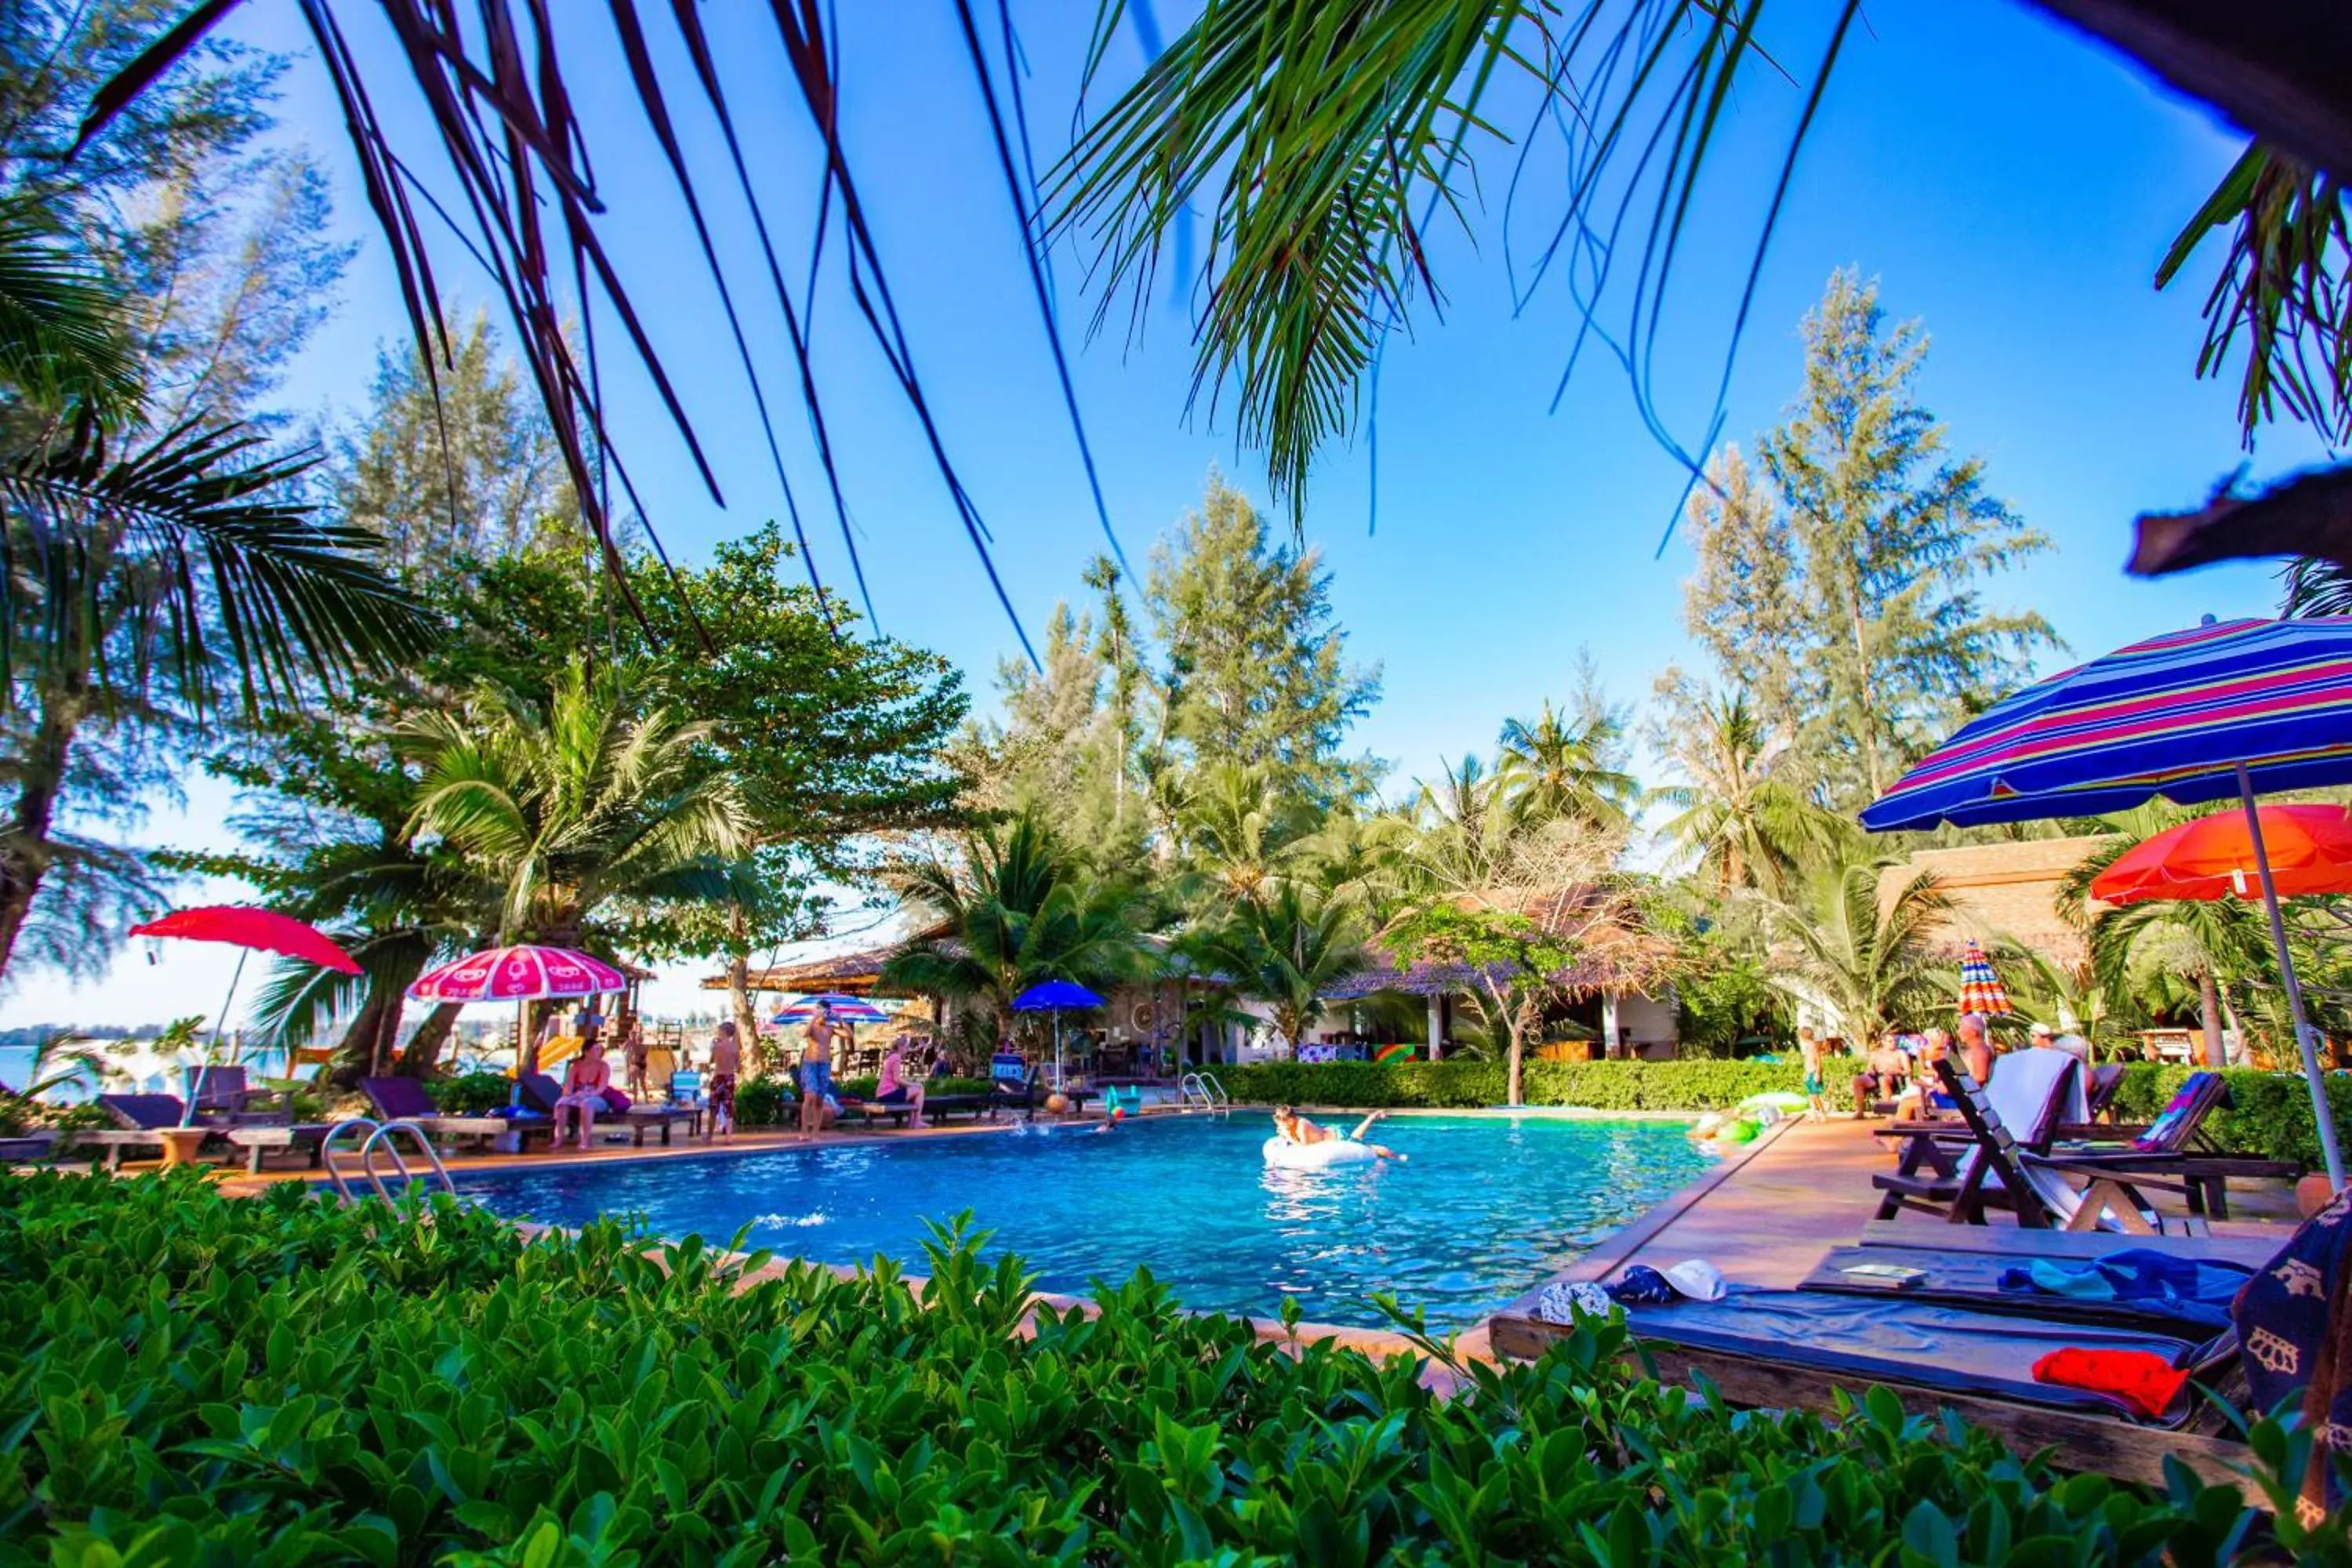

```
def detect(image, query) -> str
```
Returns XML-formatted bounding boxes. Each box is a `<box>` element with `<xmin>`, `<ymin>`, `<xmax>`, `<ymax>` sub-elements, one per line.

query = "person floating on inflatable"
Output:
<box><xmin>1266</xmin><ymin>1105</ymin><xmax>1406</xmax><ymax>1166</ymax></box>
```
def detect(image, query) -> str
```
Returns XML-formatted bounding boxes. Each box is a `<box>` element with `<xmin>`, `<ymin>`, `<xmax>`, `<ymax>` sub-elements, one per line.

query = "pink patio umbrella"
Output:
<box><xmin>407</xmin><ymin>944</ymin><xmax>630</xmax><ymax>1091</ymax></box>
<box><xmin>130</xmin><ymin>906</ymin><xmax>360</xmax><ymax>1124</ymax></box>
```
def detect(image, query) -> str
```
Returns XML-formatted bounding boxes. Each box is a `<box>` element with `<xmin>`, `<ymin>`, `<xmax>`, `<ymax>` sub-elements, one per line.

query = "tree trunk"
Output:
<box><xmin>727</xmin><ymin>953</ymin><xmax>765</xmax><ymax>1073</ymax></box>
<box><xmin>2198</xmin><ymin>964</ymin><xmax>2226</xmax><ymax>1069</ymax></box>
<box><xmin>0</xmin><ymin>688</ymin><xmax>83</xmax><ymax>984</ymax></box>
<box><xmin>402</xmin><ymin>1003</ymin><xmax>466</xmax><ymax>1079</ymax></box>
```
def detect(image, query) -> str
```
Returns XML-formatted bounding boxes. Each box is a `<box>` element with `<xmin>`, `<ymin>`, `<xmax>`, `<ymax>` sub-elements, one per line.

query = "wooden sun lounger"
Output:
<box><xmin>223</xmin><ymin>1123</ymin><xmax>335</xmax><ymax>1174</ymax></box>
<box><xmin>1856</xmin><ymin>1218</ymin><xmax>2286</xmax><ymax>1266</ymax></box>
<box><xmin>833</xmin><ymin>1098</ymin><xmax>913</xmax><ymax>1129</ymax></box>
<box><xmin>924</xmin><ymin>1094</ymin><xmax>993</xmax><ymax>1123</ymax></box>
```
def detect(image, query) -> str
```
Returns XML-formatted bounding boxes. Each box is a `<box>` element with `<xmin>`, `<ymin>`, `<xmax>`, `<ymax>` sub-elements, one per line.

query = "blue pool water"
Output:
<box><xmin>455</xmin><ymin>1113</ymin><xmax>1713</xmax><ymax>1330</ymax></box>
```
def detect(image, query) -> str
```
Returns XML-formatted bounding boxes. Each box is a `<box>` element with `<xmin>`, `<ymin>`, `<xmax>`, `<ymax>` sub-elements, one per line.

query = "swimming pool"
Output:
<box><xmin>455</xmin><ymin>1112</ymin><xmax>1713</xmax><ymax>1330</ymax></box>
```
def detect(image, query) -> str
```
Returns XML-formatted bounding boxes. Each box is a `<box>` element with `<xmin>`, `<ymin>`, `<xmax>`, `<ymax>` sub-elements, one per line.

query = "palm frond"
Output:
<box><xmin>0</xmin><ymin>203</ymin><xmax>140</xmax><ymax>419</ymax></box>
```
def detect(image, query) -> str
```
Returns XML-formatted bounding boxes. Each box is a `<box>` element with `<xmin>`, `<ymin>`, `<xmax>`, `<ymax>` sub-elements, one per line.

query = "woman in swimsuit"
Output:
<box><xmin>1271</xmin><ymin>1105</ymin><xmax>1405</xmax><ymax>1161</ymax></box>
<box><xmin>554</xmin><ymin>1038</ymin><xmax>613</xmax><ymax>1147</ymax></box>
<box><xmin>876</xmin><ymin>1034</ymin><xmax>927</xmax><ymax>1129</ymax></box>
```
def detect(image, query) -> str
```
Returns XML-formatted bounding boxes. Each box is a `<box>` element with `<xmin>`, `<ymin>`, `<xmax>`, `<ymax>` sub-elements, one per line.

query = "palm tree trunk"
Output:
<box><xmin>0</xmin><ymin>687</ymin><xmax>84</xmax><ymax>984</ymax></box>
<box><xmin>726</xmin><ymin>909</ymin><xmax>766</xmax><ymax>1070</ymax></box>
<box><xmin>401</xmin><ymin>1002</ymin><xmax>466</xmax><ymax>1078</ymax></box>
<box><xmin>2198</xmin><ymin>964</ymin><xmax>2226</xmax><ymax>1069</ymax></box>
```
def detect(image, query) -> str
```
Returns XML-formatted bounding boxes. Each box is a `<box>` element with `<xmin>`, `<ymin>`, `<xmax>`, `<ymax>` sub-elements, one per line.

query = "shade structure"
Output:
<box><xmin>407</xmin><ymin>945</ymin><xmax>628</xmax><ymax>1003</ymax></box>
<box><xmin>2092</xmin><ymin>804</ymin><xmax>2352</xmax><ymax>905</ymax></box>
<box><xmin>1862</xmin><ymin>616</ymin><xmax>2352</xmax><ymax>1189</ymax></box>
<box><xmin>132</xmin><ymin>906</ymin><xmax>362</xmax><ymax>1123</ymax></box>
<box><xmin>1956</xmin><ymin>941</ymin><xmax>2014</xmax><ymax>1018</ymax></box>
<box><xmin>771</xmin><ymin>993</ymin><xmax>893</xmax><ymax>1025</ymax></box>
<box><xmin>1010</xmin><ymin>981</ymin><xmax>1105</xmax><ymax>1095</ymax></box>
<box><xmin>131</xmin><ymin>906</ymin><xmax>361</xmax><ymax>975</ymax></box>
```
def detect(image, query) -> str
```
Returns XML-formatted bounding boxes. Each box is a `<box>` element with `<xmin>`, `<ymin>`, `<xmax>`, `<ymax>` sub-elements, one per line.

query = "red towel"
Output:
<box><xmin>2029</xmin><ymin>1347</ymin><xmax>2189</xmax><ymax>1420</ymax></box>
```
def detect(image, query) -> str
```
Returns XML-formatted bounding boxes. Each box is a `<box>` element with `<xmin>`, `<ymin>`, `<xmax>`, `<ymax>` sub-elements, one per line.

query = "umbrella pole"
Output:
<box><xmin>183</xmin><ymin>949</ymin><xmax>250</xmax><ymax>1129</ymax></box>
<box><xmin>2237</xmin><ymin>764</ymin><xmax>2347</xmax><ymax>1190</ymax></box>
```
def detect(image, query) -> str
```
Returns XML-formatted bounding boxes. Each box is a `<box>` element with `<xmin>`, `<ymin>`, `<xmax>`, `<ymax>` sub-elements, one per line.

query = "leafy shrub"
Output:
<box><xmin>426</xmin><ymin>1070</ymin><xmax>514</xmax><ymax>1116</ymax></box>
<box><xmin>733</xmin><ymin>1073</ymin><xmax>791</xmax><ymax>1127</ymax></box>
<box><xmin>1221</xmin><ymin>1058</ymin><xmax>1808</xmax><ymax>1110</ymax></box>
<box><xmin>2105</xmin><ymin>1062</ymin><xmax>2352</xmax><ymax>1173</ymax></box>
<box><xmin>1</xmin><ymin>1170</ymin><xmax>2321</xmax><ymax>1564</ymax></box>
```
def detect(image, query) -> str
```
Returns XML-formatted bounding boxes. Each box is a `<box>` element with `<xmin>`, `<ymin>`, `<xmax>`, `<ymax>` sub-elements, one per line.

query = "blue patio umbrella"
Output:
<box><xmin>1861</xmin><ymin>615</ymin><xmax>2352</xmax><ymax>1187</ymax></box>
<box><xmin>1011</xmin><ymin>980</ymin><xmax>1106</xmax><ymax>1090</ymax></box>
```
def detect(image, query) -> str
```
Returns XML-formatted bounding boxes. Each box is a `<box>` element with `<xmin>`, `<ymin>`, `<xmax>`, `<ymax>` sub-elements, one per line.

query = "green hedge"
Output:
<box><xmin>426</xmin><ymin>1070</ymin><xmax>515</xmax><ymax>1116</ymax></box>
<box><xmin>2</xmin><ymin>1171</ymin><xmax>2315</xmax><ymax>1563</ymax></box>
<box><xmin>2106</xmin><ymin>1062</ymin><xmax>2352</xmax><ymax>1174</ymax></box>
<box><xmin>1219</xmin><ymin>1058</ymin><xmax>1807</xmax><ymax>1111</ymax></box>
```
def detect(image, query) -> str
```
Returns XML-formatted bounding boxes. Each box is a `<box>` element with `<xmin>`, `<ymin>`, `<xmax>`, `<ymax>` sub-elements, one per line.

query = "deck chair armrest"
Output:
<box><xmin>2028</xmin><ymin>1152</ymin><xmax>2201</xmax><ymax>1200</ymax></box>
<box><xmin>1871</xmin><ymin>1120</ymin><xmax>1969</xmax><ymax>1145</ymax></box>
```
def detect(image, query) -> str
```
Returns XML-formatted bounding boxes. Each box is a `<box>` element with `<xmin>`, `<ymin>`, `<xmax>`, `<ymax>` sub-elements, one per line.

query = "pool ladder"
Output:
<box><xmin>320</xmin><ymin>1118</ymin><xmax>456</xmax><ymax>1202</ymax></box>
<box><xmin>1178</xmin><ymin>1071</ymin><xmax>1230</xmax><ymax>1113</ymax></box>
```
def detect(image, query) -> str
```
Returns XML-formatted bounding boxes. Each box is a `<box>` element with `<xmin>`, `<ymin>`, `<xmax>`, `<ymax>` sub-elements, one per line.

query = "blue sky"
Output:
<box><xmin>2</xmin><ymin>2</ymin><xmax>2322</xmax><ymax>1029</ymax></box>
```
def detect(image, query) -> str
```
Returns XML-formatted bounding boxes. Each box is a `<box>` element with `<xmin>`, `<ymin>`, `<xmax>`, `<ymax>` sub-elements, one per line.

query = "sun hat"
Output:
<box><xmin>2029</xmin><ymin>1021</ymin><xmax>2055</xmax><ymax>1037</ymax></box>
<box><xmin>1661</xmin><ymin>1259</ymin><xmax>1727</xmax><ymax>1302</ymax></box>
<box><xmin>1535</xmin><ymin>1280</ymin><xmax>1615</xmax><ymax>1324</ymax></box>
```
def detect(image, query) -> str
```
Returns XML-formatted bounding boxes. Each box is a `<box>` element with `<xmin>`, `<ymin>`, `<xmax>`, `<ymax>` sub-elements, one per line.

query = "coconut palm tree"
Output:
<box><xmin>1767</xmin><ymin>857</ymin><xmax>1954</xmax><ymax>1044</ymax></box>
<box><xmin>1496</xmin><ymin>699</ymin><xmax>1639</xmax><ymax>833</ymax></box>
<box><xmin>401</xmin><ymin>661</ymin><xmax>757</xmax><ymax>946</ymax></box>
<box><xmin>881</xmin><ymin>811</ymin><xmax>1155</xmax><ymax>1043</ymax></box>
<box><xmin>1186</xmin><ymin>882</ymin><xmax>1369</xmax><ymax>1054</ymax></box>
<box><xmin>1173</xmin><ymin>759</ymin><xmax>1319</xmax><ymax>906</ymax></box>
<box><xmin>1652</xmin><ymin>689</ymin><xmax>1835</xmax><ymax>897</ymax></box>
<box><xmin>1407</xmin><ymin>753</ymin><xmax>1515</xmax><ymax>895</ymax></box>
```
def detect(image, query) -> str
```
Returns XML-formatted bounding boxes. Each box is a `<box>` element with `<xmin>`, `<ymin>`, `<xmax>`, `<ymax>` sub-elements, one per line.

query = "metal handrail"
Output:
<box><xmin>361</xmin><ymin>1120</ymin><xmax>456</xmax><ymax>1200</ymax></box>
<box><xmin>318</xmin><ymin>1117</ymin><xmax>379</xmax><ymax>1201</ymax></box>
<box><xmin>1177</xmin><ymin>1071</ymin><xmax>1231</xmax><ymax>1111</ymax></box>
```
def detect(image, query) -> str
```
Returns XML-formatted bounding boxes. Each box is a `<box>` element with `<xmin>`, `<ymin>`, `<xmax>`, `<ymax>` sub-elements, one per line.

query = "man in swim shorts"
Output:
<box><xmin>1272</xmin><ymin>1105</ymin><xmax>1406</xmax><ymax>1161</ymax></box>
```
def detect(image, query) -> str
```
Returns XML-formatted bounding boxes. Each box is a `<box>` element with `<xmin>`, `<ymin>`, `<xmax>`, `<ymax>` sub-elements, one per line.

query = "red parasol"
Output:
<box><xmin>129</xmin><ymin>906</ymin><xmax>361</xmax><ymax>1125</ymax></box>
<box><xmin>2091</xmin><ymin>804</ymin><xmax>2352</xmax><ymax>905</ymax></box>
<box><xmin>132</xmin><ymin>906</ymin><xmax>361</xmax><ymax>974</ymax></box>
<box><xmin>406</xmin><ymin>944</ymin><xmax>628</xmax><ymax>1003</ymax></box>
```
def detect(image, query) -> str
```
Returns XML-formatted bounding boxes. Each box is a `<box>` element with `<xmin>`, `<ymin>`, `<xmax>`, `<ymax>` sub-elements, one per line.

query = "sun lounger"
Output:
<box><xmin>1491</xmin><ymin>1286</ymin><xmax>2250</xmax><ymax>1488</ymax></box>
<box><xmin>2044</xmin><ymin>1073</ymin><xmax>2298</xmax><ymax>1218</ymax></box>
<box><xmin>1801</xmin><ymin>1243</ymin><xmax>2257</xmax><ymax>1332</ymax></box>
<box><xmin>1872</xmin><ymin>1049</ymin><xmax>2084</xmax><ymax>1221</ymax></box>
<box><xmin>1855</xmin><ymin>1218</ymin><xmax>2285</xmax><ymax>1267</ymax></box>
<box><xmin>1878</xmin><ymin>1059</ymin><xmax>2223</xmax><ymax>1233</ymax></box>
<box><xmin>833</xmin><ymin>1097</ymin><xmax>913</xmax><ymax>1129</ymax></box>
<box><xmin>184</xmin><ymin>1065</ymin><xmax>291</xmax><ymax>1123</ymax></box>
<box><xmin>924</xmin><ymin>1093</ymin><xmax>993</xmax><ymax>1123</ymax></box>
<box><xmin>73</xmin><ymin>1094</ymin><xmax>216</xmax><ymax>1169</ymax></box>
<box><xmin>517</xmin><ymin>1072</ymin><xmax>698</xmax><ymax>1146</ymax></box>
<box><xmin>363</xmin><ymin>1077</ymin><xmax>543</xmax><ymax>1152</ymax></box>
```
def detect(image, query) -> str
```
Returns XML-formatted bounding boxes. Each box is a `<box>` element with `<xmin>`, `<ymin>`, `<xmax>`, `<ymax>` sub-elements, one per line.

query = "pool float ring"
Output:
<box><xmin>1262</xmin><ymin>1135</ymin><xmax>1379</xmax><ymax>1170</ymax></box>
<box><xmin>1691</xmin><ymin>1112</ymin><xmax>1725</xmax><ymax>1139</ymax></box>
<box><xmin>1373</xmin><ymin>1042</ymin><xmax>1415</xmax><ymax>1066</ymax></box>
<box><xmin>1717</xmin><ymin>1117</ymin><xmax>1759</xmax><ymax>1144</ymax></box>
<box><xmin>1738</xmin><ymin>1091</ymin><xmax>1809</xmax><ymax>1114</ymax></box>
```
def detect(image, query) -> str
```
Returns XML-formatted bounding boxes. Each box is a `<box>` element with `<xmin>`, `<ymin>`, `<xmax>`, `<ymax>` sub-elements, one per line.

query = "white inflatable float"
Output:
<box><xmin>1262</xmin><ymin>1135</ymin><xmax>1380</xmax><ymax>1170</ymax></box>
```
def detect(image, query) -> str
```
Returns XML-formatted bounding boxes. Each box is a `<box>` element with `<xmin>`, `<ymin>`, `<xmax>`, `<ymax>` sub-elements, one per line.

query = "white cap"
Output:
<box><xmin>1662</xmin><ymin>1259</ymin><xmax>1727</xmax><ymax>1301</ymax></box>
<box><xmin>2029</xmin><ymin>1021</ymin><xmax>2054</xmax><ymax>1037</ymax></box>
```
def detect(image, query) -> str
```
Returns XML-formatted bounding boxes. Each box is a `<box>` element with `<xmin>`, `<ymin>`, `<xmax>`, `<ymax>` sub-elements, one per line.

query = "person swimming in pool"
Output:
<box><xmin>1272</xmin><ymin>1105</ymin><xmax>1406</xmax><ymax>1161</ymax></box>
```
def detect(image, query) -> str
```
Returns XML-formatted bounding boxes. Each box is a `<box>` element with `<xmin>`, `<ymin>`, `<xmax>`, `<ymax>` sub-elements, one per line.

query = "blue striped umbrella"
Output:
<box><xmin>1863</xmin><ymin>615</ymin><xmax>2352</xmax><ymax>1187</ymax></box>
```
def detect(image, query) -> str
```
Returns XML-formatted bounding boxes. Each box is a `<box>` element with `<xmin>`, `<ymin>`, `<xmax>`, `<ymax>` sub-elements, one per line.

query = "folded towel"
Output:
<box><xmin>1997</xmin><ymin>1250</ymin><xmax>2252</xmax><ymax>1328</ymax></box>
<box><xmin>2030</xmin><ymin>1347</ymin><xmax>2189</xmax><ymax>1420</ymax></box>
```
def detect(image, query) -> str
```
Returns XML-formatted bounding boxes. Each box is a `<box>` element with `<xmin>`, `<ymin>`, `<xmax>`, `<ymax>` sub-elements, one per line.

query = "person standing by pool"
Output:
<box><xmin>553</xmin><ymin>1037</ymin><xmax>613</xmax><ymax>1147</ymax></box>
<box><xmin>800</xmin><ymin>1001</ymin><xmax>841</xmax><ymax>1142</ymax></box>
<box><xmin>1797</xmin><ymin>1027</ymin><xmax>1829</xmax><ymax>1121</ymax></box>
<box><xmin>622</xmin><ymin>1018</ymin><xmax>649</xmax><ymax>1101</ymax></box>
<box><xmin>877</xmin><ymin>1033</ymin><xmax>927</xmax><ymax>1129</ymax></box>
<box><xmin>706</xmin><ymin>1019</ymin><xmax>741</xmax><ymax>1142</ymax></box>
<box><xmin>1272</xmin><ymin>1105</ymin><xmax>1406</xmax><ymax>1161</ymax></box>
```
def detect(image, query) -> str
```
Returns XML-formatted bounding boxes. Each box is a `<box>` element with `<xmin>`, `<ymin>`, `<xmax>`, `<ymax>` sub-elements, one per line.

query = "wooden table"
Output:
<box><xmin>155</xmin><ymin>1127</ymin><xmax>212</xmax><ymax>1167</ymax></box>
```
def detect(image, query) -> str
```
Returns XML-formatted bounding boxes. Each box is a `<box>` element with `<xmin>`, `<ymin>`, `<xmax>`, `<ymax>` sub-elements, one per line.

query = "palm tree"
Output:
<box><xmin>1496</xmin><ymin>700</ymin><xmax>1639</xmax><ymax>833</ymax></box>
<box><xmin>1174</xmin><ymin>759</ymin><xmax>1318</xmax><ymax>906</ymax></box>
<box><xmin>881</xmin><ymin>811</ymin><xmax>1154</xmax><ymax>1044</ymax></box>
<box><xmin>401</xmin><ymin>661</ymin><xmax>757</xmax><ymax>946</ymax></box>
<box><xmin>0</xmin><ymin>211</ymin><xmax>428</xmax><ymax>980</ymax></box>
<box><xmin>1188</xmin><ymin>882</ymin><xmax>1369</xmax><ymax>1054</ymax></box>
<box><xmin>1653</xmin><ymin>690</ymin><xmax>1833</xmax><ymax>897</ymax></box>
<box><xmin>1408</xmin><ymin>753</ymin><xmax>1514</xmax><ymax>895</ymax></box>
<box><xmin>1767</xmin><ymin>857</ymin><xmax>1955</xmax><ymax>1043</ymax></box>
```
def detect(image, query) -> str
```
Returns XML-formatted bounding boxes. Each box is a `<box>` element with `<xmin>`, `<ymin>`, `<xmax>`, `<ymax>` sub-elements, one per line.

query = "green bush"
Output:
<box><xmin>426</xmin><ymin>1071</ymin><xmax>514</xmax><ymax>1116</ymax></box>
<box><xmin>2104</xmin><ymin>1062</ymin><xmax>2352</xmax><ymax>1173</ymax></box>
<box><xmin>0</xmin><ymin>1170</ymin><xmax>2321</xmax><ymax>1563</ymax></box>
<box><xmin>734</xmin><ymin>1073</ymin><xmax>791</xmax><ymax>1127</ymax></box>
<box><xmin>1221</xmin><ymin>1058</ymin><xmax>1808</xmax><ymax>1110</ymax></box>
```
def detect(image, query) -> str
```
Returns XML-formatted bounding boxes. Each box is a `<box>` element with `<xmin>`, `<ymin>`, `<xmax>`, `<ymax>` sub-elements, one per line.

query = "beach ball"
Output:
<box><xmin>1110</xmin><ymin>1105</ymin><xmax>1125</xmax><ymax>1123</ymax></box>
<box><xmin>1045</xmin><ymin>1092</ymin><xmax>1069</xmax><ymax>1115</ymax></box>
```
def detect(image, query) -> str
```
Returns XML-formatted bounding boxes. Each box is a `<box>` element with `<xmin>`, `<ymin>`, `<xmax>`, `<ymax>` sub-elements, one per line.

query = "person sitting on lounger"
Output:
<box><xmin>554</xmin><ymin>1038</ymin><xmax>613</xmax><ymax>1147</ymax></box>
<box><xmin>1272</xmin><ymin>1105</ymin><xmax>1405</xmax><ymax>1161</ymax></box>
<box><xmin>877</xmin><ymin>1035</ymin><xmax>927</xmax><ymax>1129</ymax></box>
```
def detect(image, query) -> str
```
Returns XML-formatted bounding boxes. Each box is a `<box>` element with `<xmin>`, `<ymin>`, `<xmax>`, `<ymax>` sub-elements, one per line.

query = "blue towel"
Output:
<box><xmin>1997</xmin><ymin>1249</ymin><xmax>2251</xmax><ymax>1329</ymax></box>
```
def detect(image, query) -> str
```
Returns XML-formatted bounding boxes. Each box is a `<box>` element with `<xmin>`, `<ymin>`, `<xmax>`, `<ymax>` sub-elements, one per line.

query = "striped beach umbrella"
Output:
<box><xmin>1861</xmin><ymin>615</ymin><xmax>2352</xmax><ymax>1188</ymax></box>
<box><xmin>771</xmin><ymin>993</ymin><xmax>894</xmax><ymax>1025</ymax></box>
<box><xmin>1956</xmin><ymin>941</ymin><xmax>2014</xmax><ymax>1018</ymax></box>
